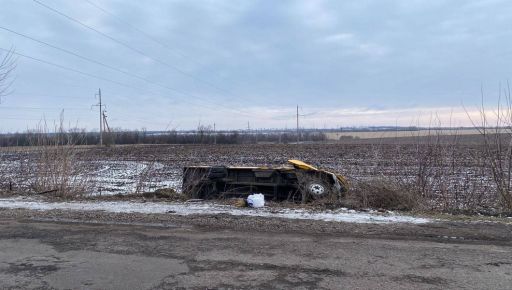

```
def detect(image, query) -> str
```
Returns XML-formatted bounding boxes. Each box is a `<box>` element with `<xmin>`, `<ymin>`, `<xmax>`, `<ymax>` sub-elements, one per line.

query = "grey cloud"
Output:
<box><xmin>0</xmin><ymin>0</ymin><xmax>511</xmax><ymax>131</ymax></box>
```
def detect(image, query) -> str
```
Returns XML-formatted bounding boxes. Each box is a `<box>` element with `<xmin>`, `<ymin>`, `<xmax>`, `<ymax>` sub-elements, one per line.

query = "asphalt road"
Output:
<box><xmin>0</xmin><ymin>215</ymin><xmax>511</xmax><ymax>289</ymax></box>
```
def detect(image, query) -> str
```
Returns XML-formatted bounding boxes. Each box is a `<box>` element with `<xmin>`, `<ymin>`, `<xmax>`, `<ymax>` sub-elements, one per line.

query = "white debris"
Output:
<box><xmin>247</xmin><ymin>193</ymin><xmax>265</xmax><ymax>208</ymax></box>
<box><xmin>0</xmin><ymin>197</ymin><xmax>431</xmax><ymax>224</ymax></box>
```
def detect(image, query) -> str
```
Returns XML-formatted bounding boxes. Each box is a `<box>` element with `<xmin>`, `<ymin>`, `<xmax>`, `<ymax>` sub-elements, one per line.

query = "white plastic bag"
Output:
<box><xmin>247</xmin><ymin>193</ymin><xmax>265</xmax><ymax>208</ymax></box>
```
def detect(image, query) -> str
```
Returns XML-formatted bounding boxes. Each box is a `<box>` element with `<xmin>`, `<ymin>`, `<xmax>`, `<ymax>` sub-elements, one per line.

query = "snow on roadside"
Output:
<box><xmin>0</xmin><ymin>197</ymin><xmax>430</xmax><ymax>224</ymax></box>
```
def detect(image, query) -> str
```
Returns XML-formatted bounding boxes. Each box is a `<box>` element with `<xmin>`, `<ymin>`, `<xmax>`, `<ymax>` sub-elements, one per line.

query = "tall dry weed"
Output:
<box><xmin>22</xmin><ymin>114</ymin><xmax>92</xmax><ymax>197</ymax></box>
<box><xmin>466</xmin><ymin>84</ymin><xmax>512</xmax><ymax>210</ymax></box>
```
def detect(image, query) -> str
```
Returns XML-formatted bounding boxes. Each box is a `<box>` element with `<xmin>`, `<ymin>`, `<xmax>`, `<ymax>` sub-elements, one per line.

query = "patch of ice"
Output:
<box><xmin>0</xmin><ymin>197</ymin><xmax>430</xmax><ymax>224</ymax></box>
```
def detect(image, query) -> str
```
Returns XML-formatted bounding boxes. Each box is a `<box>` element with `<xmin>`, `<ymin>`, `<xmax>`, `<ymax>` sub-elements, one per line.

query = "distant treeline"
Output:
<box><xmin>0</xmin><ymin>129</ymin><xmax>327</xmax><ymax>147</ymax></box>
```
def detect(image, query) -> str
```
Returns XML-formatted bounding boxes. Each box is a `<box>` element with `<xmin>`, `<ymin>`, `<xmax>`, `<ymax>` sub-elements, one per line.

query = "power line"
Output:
<box><xmin>83</xmin><ymin>0</ymin><xmax>201</xmax><ymax>66</ymax></box>
<box><xmin>0</xmin><ymin>47</ymin><xmax>140</xmax><ymax>91</ymax></box>
<box><xmin>0</xmin><ymin>106</ymin><xmax>92</xmax><ymax>111</ymax></box>
<box><xmin>0</xmin><ymin>26</ymin><xmax>252</xmax><ymax>116</ymax></box>
<box><xmin>82</xmin><ymin>1</ymin><xmax>254</xmax><ymax>109</ymax></box>
<box><xmin>10</xmin><ymin>93</ymin><xmax>92</xmax><ymax>100</ymax></box>
<box><xmin>0</xmin><ymin>47</ymin><xmax>256</xmax><ymax>118</ymax></box>
<box><xmin>296</xmin><ymin>105</ymin><xmax>299</xmax><ymax>143</ymax></box>
<box><xmin>34</xmin><ymin>0</ymin><xmax>260</xmax><ymax>110</ymax></box>
<box><xmin>32</xmin><ymin>0</ymin><xmax>239</xmax><ymax>99</ymax></box>
<box><xmin>0</xmin><ymin>25</ymin><xmax>262</xmax><ymax>118</ymax></box>
<box><xmin>0</xmin><ymin>26</ymin><xmax>163</xmax><ymax>86</ymax></box>
<box><xmin>0</xmin><ymin>117</ymin><xmax>56</xmax><ymax>121</ymax></box>
<box><xmin>93</xmin><ymin>88</ymin><xmax>103</xmax><ymax>145</ymax></box>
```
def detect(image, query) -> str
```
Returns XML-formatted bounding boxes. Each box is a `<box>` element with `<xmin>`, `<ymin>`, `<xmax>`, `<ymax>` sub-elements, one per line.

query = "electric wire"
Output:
<box><xmin>32</xmin><ymin>0</ymin><xmax>242</xmax><ymax>101</ymax></box>
<box><xmin>11</xmin><ymin>93</ymin><xmax>93</xmax><ymax>100</ymax></box>
<box><xmin>34</xmin><ymin>0</ymin><xmax>262</xmax><ymax>111</ymax></box>
<box><xmin>0</xmin><ymin>117</ymin><xmax>53</xmax><ymax>121</ymax></box>
<box><xmin>0</xmin><ymin>26</ymin><xmax>256</xmax><ymax>116</ymax></box>
<box><xmin>0</xmin><ymin>47</ymin><xmax>259</xmax><ymax>118</ymax></box>
<box><xmin>0</xmin><ymin>106</ymin><xmax>92</xmax><ymax>111</ymax></box>
<box><xmin>83</xmin><ymin>0</ymin><xmax>201</xmax><ymax>67</ymax></box>
<box><xmin>0</xmin><ymin>28</ymin><xmax>262</xmax><ymax>119</ymax></box>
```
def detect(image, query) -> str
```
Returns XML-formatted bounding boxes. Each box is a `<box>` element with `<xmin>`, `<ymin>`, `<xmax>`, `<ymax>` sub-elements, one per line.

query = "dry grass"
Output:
<box><xmin>3</xmin><ymin>116</ymin><xmax>93</xmax><ymax>198</ymax></box>
<box><xmin>344</xmin><ymin>179</ymin><xmax>421</xmax><ymax>211</ymax></box>
<box><xmin>134</xmin><ymin>160</ymin><xmax>157</xmax><ymax>194</ymax></box>
<box><xmin>182</xmin><ymin>167</ymin><xmax>211</xmax><ymax>199</ymax></box>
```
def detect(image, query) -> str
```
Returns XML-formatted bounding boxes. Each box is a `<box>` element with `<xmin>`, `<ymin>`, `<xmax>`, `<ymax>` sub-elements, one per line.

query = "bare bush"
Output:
<box><xmin>14</xmin><ymin>114</ymin><xmax>93</xmax><ymax>198</ymax></box>
<box><xmin>345</xmin><ymin>178</ymin><xmax>420</xmax><ymax>211</ymax></box>
<box><xmin>134</xmin><ymin>161</ymin><xmax>157</xmax><ymax>194</ymax></box>
<box><xmin>361</xmin><ymin>117</ymin><xmax>494</xmax><ymax>213</ymax></box>
<box><xmin>182</xmin><ymin>167</ymin><xmax>210</xmax><ymax>199</ymax></box>
<box><xmin>466</xmin><ymin>85</ymin><xmax>512</xmax><ymax>210</ymax></box>
<box><xmin>0</xmin><ymin>147</ymin><xmax>17</xmax><ymax>195</ymax></box>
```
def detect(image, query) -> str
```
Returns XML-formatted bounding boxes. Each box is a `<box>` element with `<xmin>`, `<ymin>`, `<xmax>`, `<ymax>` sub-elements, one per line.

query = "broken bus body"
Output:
<box><xmin>182</xmin><ymin>160</ymin><xmax>348</xmax><ymax>201</ymax></box>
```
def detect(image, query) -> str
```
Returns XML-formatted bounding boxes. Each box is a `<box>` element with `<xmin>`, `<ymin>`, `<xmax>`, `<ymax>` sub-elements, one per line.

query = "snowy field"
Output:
<box><xmin>0</xmin><ymin>197</ymin><xmax>430</xmax><ymax>224</ymax></box>
<box><xmin>0</xmin><ymin>159</ymin><xmax>181</xmax><ymax>196</ymax></box>
<box><xmin>1</xmin><ymin>143</ymin><xmax>504</xmax><ymax>214</ymax></box>
<box><xmin>89</xmin><ymin>160</ymin><xmax>180</xmax><ymax>195</ymax></box>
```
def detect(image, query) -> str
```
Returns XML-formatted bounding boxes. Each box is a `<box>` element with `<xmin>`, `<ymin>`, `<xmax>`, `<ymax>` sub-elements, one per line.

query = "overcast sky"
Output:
<box><xmin>0</xmin><ymin>0</ymin><xmax>511</xmax><ymax>131</ymax></box>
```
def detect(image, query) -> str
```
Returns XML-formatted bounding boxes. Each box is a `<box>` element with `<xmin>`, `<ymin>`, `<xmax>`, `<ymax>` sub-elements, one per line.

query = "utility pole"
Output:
<box><xmin>92</xmin><ymin>88</ymin><xmax>105</xmax><ymax>146</ymax></box>
<box><xmin>213</xmin><ymin>122</ymin><xmax>217</xmax><ymax>145</ymax></box>
<box><xmin>296</xmin><ymin>105</ymin><xmax>299</xmax><ymax>144</ymax></box>
<box><xmin>97</xmin><ymin>88</ymin><xmax>103</xmax><ymax>146</ymax></box>
<box><xmin>103</xmin><ymin>110</ymin><xmax>111</xmax><ymax>146</ymax></box>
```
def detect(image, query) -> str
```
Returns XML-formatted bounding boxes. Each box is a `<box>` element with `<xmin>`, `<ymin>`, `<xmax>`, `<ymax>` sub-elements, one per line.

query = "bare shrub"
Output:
<box><xmin>0</xmin><ymin>147</ymin><xmax>17</xmax><ymax>195</ymax></box>
<box><xmin>360</xmin><ymin>116</ymin><xmax>495</xmax><ymax>213</ymax></box>
<box><xmin>295</xmin><ymin>171</ymin><xmax>315</xmax><ymax>203</ymax></box>
<box><xmin>466</xmin><ymin>85</ymin><xmax>512</xmax><ymax>210</ymax></box>
<box><xmin>0</xmin><ymin>49</ymin><xmax>17</xmax><ymax>193</ymax></box>
<box><xmin>22</xmin><ymin>114</ymin><xmax>92</xmax><ymax>198</ymax></box>
<box><xmin>346</xmin><ymin>178</ymin><xmax>420</xmax><ymax>211</ymax></box>
<box><xmin>134</xmin><ymin>161</ymin><xmax>157</xmax><ymax>194</ymax></box>
<box><xmin>182</xmin><ymin>167</ymin><xmax>210</xmax><ymax>199</ymax></box>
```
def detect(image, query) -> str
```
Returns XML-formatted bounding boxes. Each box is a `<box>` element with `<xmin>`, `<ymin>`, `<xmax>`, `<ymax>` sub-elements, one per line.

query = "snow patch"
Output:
<box><xmin>0</xmin><ymin>197</ymin><xmax>430</xmax><ymax>224</ymax></box>
<box><xmin>89</xmin><ymin>161</ymin><xmax>179</xmax><ymax>195</ymax></box>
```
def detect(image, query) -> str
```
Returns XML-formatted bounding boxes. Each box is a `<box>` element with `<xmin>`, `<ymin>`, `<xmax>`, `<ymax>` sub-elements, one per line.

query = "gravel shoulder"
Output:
<box><xmin>1</xmin><ymin>205</ymin><xmax>511</xmax><ymax>245</ymax></box>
